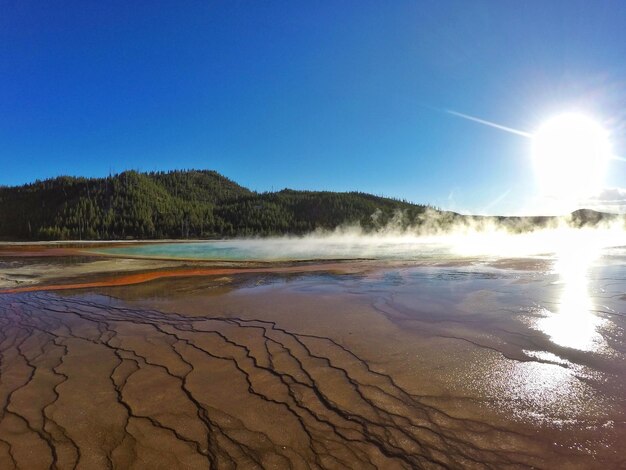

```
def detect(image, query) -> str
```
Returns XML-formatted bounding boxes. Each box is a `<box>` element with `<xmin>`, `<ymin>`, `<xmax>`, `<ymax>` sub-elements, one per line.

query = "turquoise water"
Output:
<box><xmin>96</xmin><ymin>239</ymin><xmax>454</xmax><ymax>261</ymax></box>
<box><xmin>94</xmin><ymin>233</ymin><xmax>626</xmax><ymax>262</ymax></box>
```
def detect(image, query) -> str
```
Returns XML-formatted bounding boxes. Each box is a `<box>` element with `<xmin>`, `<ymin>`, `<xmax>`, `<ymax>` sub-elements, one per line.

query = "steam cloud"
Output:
<box><xmin>293</xmin><ymin>209</ymin><xmax>626</xmax><ymax>259</ymax></box>
<box><xmin>185</xmin><ymin>209</ymin><xmax>626</xmax><ymax>261</ymax></box>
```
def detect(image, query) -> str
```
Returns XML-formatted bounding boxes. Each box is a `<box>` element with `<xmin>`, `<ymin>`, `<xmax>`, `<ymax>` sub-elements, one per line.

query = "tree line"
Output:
<box><xmin>0</xmin><ymin>170</ymin><xmax>431</xmax><ymax>240</ymax></box>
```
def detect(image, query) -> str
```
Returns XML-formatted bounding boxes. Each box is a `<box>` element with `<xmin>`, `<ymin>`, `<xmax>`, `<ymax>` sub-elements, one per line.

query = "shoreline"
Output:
<box><xmin>0</xmin><ymin>242</ymin><xmax>394</xmax><ymax>293</ymax></box>
<box><xmin>0</xmin><ymin>239</ymin><xmax>213</xmax><ymax>245</ymax></box>
<box><xmin>0</xmin><ymin>262</ymin><xmax>379</xmax><ymax>294</ymax></box>
<box><xmin>0</xmin><ymin>240</ymin><xmax>551</xmax><ymax>294</ymax></box>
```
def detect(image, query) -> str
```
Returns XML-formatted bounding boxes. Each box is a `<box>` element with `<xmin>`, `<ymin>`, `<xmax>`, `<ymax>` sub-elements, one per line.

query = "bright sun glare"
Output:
<box><xmin>532</xmin><ymin>113</ymin><xmax>611</xmax><ymax>203</ymax></box>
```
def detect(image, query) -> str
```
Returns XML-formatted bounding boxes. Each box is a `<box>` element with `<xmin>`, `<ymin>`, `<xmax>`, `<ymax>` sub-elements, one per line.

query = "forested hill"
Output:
<box><xmin>0</xmin><ymin>170</ymin><xmax>431</xmax><ymax>240</ymax></box>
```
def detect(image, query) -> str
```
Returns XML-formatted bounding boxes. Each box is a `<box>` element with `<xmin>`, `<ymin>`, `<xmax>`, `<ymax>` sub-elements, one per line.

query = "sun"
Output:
<box><xmin>532</xmin><ymin>113</ymin><xmax>611</xmax><ymax>203</ymax></box>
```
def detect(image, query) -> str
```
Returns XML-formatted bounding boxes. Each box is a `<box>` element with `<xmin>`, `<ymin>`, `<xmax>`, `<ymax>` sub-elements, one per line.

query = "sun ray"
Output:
<box><xmin>445</xmin><ymin>110</ymin><xmax>532</xmax><ymax>138</ymax></box>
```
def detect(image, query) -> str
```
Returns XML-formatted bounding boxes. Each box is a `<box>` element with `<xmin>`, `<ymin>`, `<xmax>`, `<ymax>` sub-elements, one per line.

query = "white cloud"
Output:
<box><xmin>584</xmin><ymin>187</ymin><xmax>626</xmax><ymax>213</ymax></box>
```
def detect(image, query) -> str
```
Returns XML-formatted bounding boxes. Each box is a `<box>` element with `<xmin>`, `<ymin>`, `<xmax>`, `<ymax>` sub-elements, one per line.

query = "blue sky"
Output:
<box><xmin>2</xmin><ymin>1</ymin><xmax>626</xmax><ymax>214</ymax></box>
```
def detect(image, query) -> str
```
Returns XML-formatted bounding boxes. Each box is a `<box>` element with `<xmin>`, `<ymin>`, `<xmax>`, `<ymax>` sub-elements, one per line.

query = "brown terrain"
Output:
<box><xmin>0</xmin><ymin>244</ymin><xmax>624</xmax><ymax>469</ymax></box>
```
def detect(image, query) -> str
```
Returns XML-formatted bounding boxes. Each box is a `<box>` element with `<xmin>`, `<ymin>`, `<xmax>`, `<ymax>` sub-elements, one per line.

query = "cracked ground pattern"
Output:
<box><xmin>0</xmin><ymin>264</ymin><xmax>624</xmax><ymax>469</ymax></box>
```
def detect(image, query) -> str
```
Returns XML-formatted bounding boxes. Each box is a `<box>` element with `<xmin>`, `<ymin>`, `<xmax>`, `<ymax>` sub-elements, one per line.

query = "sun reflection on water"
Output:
<box><xmin>536</xmin><ymin>235</ymin><xmax>607</xmax><ymax>352</ymax></box>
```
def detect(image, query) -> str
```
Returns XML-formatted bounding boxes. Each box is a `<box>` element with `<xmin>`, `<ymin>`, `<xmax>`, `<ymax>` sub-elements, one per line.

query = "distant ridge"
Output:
<box><xmin>0</xmin><ymin>170</ymin><xmax>431</xmax><ymax>240</ymax></box>
<box><xmin>0</xmin><ymin>170</ymin><xmax>621</xmax><ymax>241</ymax></box>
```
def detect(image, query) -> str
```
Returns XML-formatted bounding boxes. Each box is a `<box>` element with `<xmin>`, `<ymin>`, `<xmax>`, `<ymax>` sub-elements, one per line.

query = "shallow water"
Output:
<box><xmin>97</xmin><ymin>238</ymin><xmax>458</xmax><ymax>261</ymax></box>
<box><xmin>0</xmin><ymin>245</ymin><xmax>624</xmax><ymax>468</ymax></box>
<box><xmin>94</xmin><ymin>234</ymin><xmax>626</xmax><ymax>263</ymax></box>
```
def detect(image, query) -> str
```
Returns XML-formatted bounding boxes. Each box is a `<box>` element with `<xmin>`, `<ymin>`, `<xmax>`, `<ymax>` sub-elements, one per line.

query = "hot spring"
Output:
<box><xmin>92</xmin><ymin>226</ymin><xmax>626</xmax><ymax>262</ymax></box>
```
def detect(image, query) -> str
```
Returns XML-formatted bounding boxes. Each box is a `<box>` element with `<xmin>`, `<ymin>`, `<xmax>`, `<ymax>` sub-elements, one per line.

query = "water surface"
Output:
<box><xmin>1</xmin><ymin>241</ymin><xmax>625</xmax><ymax>468</ymax></box>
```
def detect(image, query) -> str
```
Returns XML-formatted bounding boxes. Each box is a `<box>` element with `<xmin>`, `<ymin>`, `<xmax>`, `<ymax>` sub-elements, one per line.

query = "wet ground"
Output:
<box><xmin>0</xmin><ymin>254</ymin><xmax>624</xmax><ymax>469</ymax></box>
